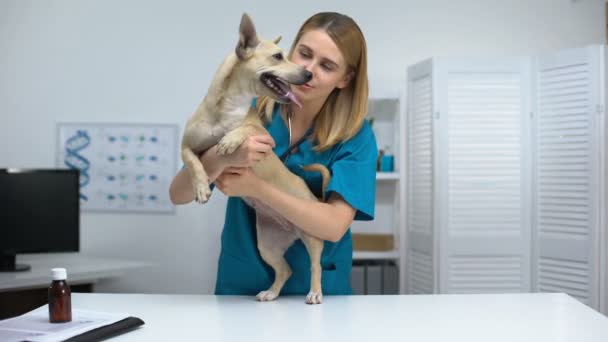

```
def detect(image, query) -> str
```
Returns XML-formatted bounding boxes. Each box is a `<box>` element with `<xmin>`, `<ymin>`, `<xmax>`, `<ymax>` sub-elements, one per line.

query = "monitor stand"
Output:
<box><xmin>0</xmin><ymin>253</ymin><xmax>31</xmax><ymax>272</ymax></box>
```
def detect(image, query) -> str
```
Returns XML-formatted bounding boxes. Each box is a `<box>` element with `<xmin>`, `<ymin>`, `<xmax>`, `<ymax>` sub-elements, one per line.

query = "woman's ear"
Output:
<box><xmin>337</xmin><ymin>71</ymin><xmax>355</xmax><ymax>89</ymax></box>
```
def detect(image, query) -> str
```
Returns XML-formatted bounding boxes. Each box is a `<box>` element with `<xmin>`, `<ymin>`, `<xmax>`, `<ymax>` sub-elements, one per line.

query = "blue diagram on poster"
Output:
<box><xmin>56</xmin><ymin>123</ymin><xmax>178</xmax><ymax>213</ymax></box>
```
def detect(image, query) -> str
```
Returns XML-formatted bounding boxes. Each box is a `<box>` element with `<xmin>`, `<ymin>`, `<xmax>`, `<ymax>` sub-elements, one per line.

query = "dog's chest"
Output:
<box><xmin>215</xmin><ymin>111</ymin><xmax>245</xmax><ymax>132</ymax></box>
<box><xmin>243</xmin><ymin>197</ymin><xmax>299</xmax><ymax>234</ymax></box>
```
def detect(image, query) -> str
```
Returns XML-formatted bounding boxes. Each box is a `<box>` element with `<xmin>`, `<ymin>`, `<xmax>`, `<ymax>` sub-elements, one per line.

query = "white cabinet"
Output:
<box><xmin>405</xmin><ymin>45</ymin><xmax>607</xmax><ymax>310</ymax></box>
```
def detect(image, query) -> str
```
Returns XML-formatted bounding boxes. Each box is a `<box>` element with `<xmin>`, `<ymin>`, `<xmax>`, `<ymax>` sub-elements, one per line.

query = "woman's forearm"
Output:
<box><xmin>169</xmin><ymin>145</ymin><xmax>227</xmax><ymax>204</ymax></box>
<box><xmin>253</xmin><ymin>179</ymin><xmax>356</xmax><ymax>242</ymax></box>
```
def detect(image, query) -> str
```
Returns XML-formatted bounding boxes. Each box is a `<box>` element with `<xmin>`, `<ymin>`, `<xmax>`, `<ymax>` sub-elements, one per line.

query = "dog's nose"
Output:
<box><xmin>303</xmin><ymin>70</ymin><xmax>312</xmax><ymax>82</ymax></box>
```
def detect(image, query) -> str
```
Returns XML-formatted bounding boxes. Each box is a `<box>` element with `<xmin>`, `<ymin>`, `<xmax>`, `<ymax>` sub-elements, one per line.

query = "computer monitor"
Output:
<box><xmin>0</xmin><ymin>169</ymin><xmax>80</xmax><ymax>272</ymax></box>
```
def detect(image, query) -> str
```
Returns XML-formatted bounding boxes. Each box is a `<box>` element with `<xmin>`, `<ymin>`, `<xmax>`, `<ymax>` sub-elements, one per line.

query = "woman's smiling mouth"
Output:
<box><xmin>298</xmin><ymin>83</ymin><xmax>314</xmax><ymax>91</ymax></box>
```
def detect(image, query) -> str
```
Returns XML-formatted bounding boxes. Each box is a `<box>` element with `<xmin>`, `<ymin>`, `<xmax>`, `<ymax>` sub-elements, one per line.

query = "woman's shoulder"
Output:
<box><xmin>341</xmin><ymin>119</ymin><xmax>376</xmax><ymax>148</ymax></box>
<box><xmin>356</xmin><ymin>119</ymin><xmax>375</xmax><ymax>139</ymax></box>
<box><xmin>326</xmin><ymin>118</ymin><xmax>377</xmax><ymax>162</ymax></box>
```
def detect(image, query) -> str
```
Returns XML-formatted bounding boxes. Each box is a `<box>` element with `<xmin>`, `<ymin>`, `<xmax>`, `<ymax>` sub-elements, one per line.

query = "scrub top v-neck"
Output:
<box><xmin>214</xmin><ymin>102</ymin><xmax>378</xmax><ymax>296</ymax></box>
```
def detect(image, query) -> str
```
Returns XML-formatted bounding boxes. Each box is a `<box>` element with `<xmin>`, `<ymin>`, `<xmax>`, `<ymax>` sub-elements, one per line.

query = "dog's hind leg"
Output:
<box><xmin>255</xmin><ymin>214</ymin><xmax>298</xmax><ymax>301</ymax></box>
<box><xmin>181</xmin><ymin>147</ymin><xmax>211</xmax><ymax>203</ymax></box>
<box><xmin>300</xmin><ymin>234</ymin><xmax>324</xmax><ymax>304</ymax></box>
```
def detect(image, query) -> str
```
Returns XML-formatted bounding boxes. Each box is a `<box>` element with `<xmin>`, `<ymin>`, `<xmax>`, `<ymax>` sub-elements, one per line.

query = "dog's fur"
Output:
<box><xmin>181</xmin><ymin>13</ymin><xmax>329</xmax><ymax>304</ymax></box>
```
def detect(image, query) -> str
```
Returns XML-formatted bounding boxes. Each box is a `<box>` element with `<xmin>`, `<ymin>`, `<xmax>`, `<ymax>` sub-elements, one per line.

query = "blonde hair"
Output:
<box><xmin>257</xmin><ymin>12</ymin><xmax>369</xmax><ymax>151</ymax></box>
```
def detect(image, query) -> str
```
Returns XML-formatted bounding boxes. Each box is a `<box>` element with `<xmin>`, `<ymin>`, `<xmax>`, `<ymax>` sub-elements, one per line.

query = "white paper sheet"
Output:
<box><xmin>0</xmin><ymin>305</ymin><xmax>129</xmax><ymax>342</ymax></box>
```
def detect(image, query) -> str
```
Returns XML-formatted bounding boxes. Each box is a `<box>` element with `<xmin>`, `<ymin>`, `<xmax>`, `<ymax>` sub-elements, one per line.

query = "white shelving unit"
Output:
<box><xmin>376</xmin><ymin>172</ymin><xmax>399</xmax><ymax>180</ymax></box>
<box><xmin>351</xmin><ymin>98</ymin><xmax>406</xmax><ymax>293</ymax></box>
<box><xmin>353</xmin><ymin>250</ymin><xmax>400</xmax><ymax>260</ymax></box>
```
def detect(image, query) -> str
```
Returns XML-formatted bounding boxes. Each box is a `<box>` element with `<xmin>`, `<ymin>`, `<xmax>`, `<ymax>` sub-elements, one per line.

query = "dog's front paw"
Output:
<box><xmin>217</xmin><ymin>135</ymin><xmax>244</xmax><ymax>156</ymax></box>
<box><xmin>193</xmin><ymin>181</ymin><xmax>211</xmax><ymax>204</ymax></box>
<box><xmin>305</xmin><ymin>291</ymin><xmax>323</xmax><ymax>305</ymax></box>
<box><xmin>256</xmin><ymin>290</ymin><xmax>278</xmax><ymax>302</ymax></box>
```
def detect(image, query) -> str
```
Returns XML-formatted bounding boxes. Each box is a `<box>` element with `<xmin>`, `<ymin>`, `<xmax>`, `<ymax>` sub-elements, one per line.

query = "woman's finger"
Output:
<box><xmin>253</xmin><ymin>134</ymin><xmax>276</xmax><ymax>148</ymax></box>
<box><xmin>225</xmin><ymin>167</ymin><xmax>245</xmax><ymax>174</ymax></box>
<box><xmin>252</xmin><ymin>141</ymin><xmax>273</xmax><ymax>154</ymax></box>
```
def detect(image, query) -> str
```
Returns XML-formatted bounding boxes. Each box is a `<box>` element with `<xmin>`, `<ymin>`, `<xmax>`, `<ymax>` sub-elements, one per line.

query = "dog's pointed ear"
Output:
<box><xmin>273</xmin><ymin>36</ymin><xmax>282</xmax><ymax>44</ymax></box>
<box><xmin>236</xmin><ymin>13</ymin><xmax>259</xmax><ymax>60</ymax></box>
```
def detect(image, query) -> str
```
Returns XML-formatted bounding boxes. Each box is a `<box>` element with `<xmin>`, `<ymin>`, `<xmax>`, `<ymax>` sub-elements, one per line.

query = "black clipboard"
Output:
<box><xmin>62</xmin><ymin>316</ymin><xmax>144</xmax><ymax>342</ymax></box>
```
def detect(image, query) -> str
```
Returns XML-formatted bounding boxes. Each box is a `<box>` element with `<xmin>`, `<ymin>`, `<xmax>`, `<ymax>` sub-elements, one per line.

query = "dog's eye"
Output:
<box><xmin>272</xmin><ymin>53</ymin><xmax>284</xmax><ymax>61</ymax></box>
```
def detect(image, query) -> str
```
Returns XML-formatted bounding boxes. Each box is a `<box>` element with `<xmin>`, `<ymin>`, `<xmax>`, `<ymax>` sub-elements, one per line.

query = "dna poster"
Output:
<box><xmin>56</xmin><ymin>123</ymin><xmax>178</xmax><ymax>213</ymax></box>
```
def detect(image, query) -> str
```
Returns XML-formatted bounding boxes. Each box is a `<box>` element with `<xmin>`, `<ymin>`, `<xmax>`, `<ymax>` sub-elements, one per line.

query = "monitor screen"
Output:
<box><xmin>0</xmin><ymin>169</ymin><xmax>79</xmax><ymax>271</ymax></box>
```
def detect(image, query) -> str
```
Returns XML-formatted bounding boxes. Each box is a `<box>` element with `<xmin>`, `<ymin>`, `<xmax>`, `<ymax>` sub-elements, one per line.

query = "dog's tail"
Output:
<box><xmin>301</xmin><ymin>163</ymin><xmax>331</xmax><ymax>202</ymax></box>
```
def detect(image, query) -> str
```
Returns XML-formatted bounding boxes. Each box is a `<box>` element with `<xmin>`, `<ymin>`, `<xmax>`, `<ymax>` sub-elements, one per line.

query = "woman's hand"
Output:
<box><xmin>223</xmin><ymin>134</ymin><xmax>275</xmax><ymax>168</ymax></box>
<box><xmin>215</xmin><ymin>167</ymin><xmax>265</xmax><ymax>198</ymax></box>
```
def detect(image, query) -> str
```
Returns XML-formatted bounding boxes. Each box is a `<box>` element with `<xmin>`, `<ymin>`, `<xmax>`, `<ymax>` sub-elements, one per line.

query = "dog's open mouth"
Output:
<box><xmin>260</xmin><ymin>73</ymin><xmax>302</xmax><ymax>108</ymax></box>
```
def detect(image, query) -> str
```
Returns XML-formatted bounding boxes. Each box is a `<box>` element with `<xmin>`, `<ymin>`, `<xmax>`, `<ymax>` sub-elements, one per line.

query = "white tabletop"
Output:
<box><xmin>70</xmin><ymin>292</ymin><xmax>608</xmax><ymax>342</ymax></box>
<box><xmin>0</xmin><ymin>253</ymin><xmax>145</xmax><ymax>292</ymax></box>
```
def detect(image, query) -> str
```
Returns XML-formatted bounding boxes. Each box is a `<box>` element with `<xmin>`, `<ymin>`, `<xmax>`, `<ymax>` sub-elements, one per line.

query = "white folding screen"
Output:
<box><xmin>405</xmin><ymin>45</ymin><xmax>606</xmax><ymax>309</ymax></box>
<box><xmin>532</xmin><ymin>46</ymin><xmax>603</xmax><ymax>308</ymax></box>
<box><xmin>436</xmin><ymin>58</ymin><xmax>532</xmax><ymax>294</ymax></box>
<box><xmin>406</xmin><ymin>60</ymin><xmax>435</xmax><ymax>294</ymax></box>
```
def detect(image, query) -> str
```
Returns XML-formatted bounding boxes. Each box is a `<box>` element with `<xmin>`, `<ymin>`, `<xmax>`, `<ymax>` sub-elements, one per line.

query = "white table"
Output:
<box><xmin>71</xmin><ymin>292</ymin><xmax>608</xmax><ymax>342</ymax></box>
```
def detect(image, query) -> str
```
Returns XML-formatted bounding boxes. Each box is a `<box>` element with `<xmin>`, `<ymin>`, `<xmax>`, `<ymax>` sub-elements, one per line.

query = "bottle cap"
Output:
<box><xmin>51</xmin><ymin>268</ymin><xmax>67</xmax><ymax>280</ymax></box>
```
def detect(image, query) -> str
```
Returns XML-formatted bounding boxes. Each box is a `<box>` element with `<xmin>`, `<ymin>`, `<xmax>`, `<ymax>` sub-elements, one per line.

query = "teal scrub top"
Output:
<box><xmin>214</xmin><ymin>102</ymin><xmax>378</xmax><ymax>296</ymax></box>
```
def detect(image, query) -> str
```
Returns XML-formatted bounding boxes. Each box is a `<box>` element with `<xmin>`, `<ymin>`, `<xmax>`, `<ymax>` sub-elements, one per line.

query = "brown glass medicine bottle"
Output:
<box><xmin>48</xmin><ymin>268</ymin><xmax>72</xmax><ymax>323</ymax></box>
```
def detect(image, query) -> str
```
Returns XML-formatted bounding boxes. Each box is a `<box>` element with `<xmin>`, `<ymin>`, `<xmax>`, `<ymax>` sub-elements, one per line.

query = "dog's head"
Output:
<box><xmin>234</xmin><ymin>13</ymin><xmax>311</xmax><ymax>108</ymax></box>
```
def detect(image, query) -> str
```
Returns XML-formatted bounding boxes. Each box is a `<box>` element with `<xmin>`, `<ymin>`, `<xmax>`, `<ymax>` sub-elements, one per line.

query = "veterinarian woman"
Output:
<box><xmin>169</xmin><ymin>12</ymin><xmax>377</xmax><ymax>299</ymax></box>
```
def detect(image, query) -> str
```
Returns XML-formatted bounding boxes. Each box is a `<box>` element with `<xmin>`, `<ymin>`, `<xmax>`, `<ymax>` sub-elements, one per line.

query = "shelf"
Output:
<box><xmin>376</xmin><ymin>172</ymin><xmax>399</xmax><ymax>180</ymax></box>
<box><xmin>353</xmin><ymin>250</ymin><xmax>400</xmax><ymax>260</ymax></box>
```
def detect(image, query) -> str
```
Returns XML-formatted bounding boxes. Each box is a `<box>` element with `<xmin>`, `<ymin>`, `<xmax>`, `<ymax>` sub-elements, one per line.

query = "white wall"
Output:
<box><xmin>0</xmin><ymin>0</ymin><xmax>604</xmax><ymax>294</ymax></box>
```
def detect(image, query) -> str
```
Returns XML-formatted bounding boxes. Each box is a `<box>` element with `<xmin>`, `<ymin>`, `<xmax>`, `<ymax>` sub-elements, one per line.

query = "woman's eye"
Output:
<box><xmin>321</xmin><ymin>64</ymin><xmax>334</xmax><ymax>71</ymax></box>
<box><xmin>299</xmin><ymin>51</ymin><xmax>311</xmax><ymax>58</ymax></box>
<box><xmin>272</xmin><ymin>53</ymin><xmax>283</xmax><ymax>61</ymax></box>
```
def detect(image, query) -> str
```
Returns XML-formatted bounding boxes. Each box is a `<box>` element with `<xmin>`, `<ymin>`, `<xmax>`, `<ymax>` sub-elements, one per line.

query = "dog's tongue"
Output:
<box><xmin>286</xmin><ymin>91</ymin><xmax>302</xmax><ymax>109</ymax></box>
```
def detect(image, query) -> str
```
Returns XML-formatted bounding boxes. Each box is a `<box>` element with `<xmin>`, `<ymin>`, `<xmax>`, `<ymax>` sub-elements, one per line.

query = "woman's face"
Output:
<box><xmin>290</xmin><ymin>29</ymin><xmax>352</xmax><ymax>105</ymax></box>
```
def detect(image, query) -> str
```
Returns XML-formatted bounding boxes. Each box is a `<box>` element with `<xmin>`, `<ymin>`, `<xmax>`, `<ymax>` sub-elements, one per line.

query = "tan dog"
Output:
<box><xmin>181</xmin><ymin>13</ymin><xmax>329</xmax><ymax>304</ymax></box>
<box><xmin>227</xmin><ymin>110</ymin><xmax>330</xmax><ymax>305</ymax></box>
